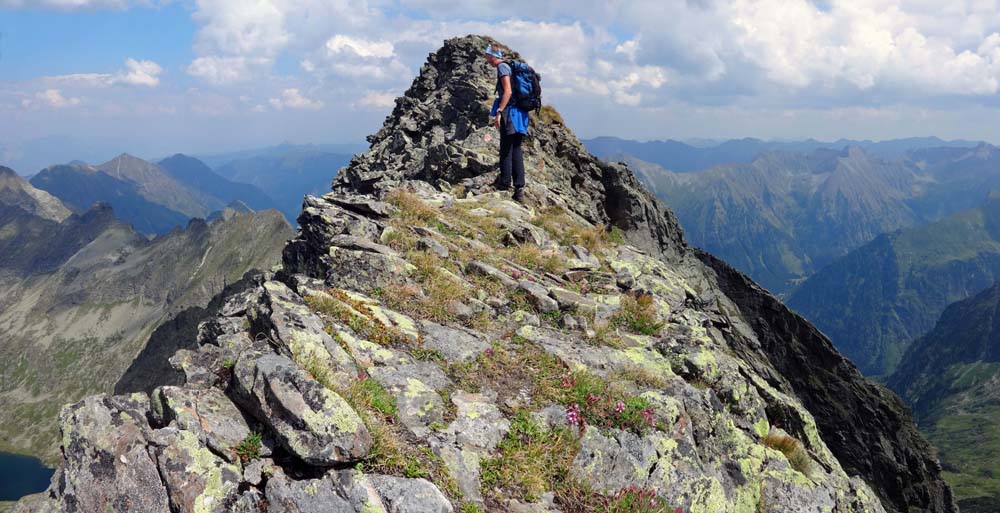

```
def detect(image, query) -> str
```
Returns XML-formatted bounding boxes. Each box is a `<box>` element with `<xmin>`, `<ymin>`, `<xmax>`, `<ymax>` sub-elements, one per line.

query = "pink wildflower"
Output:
<box><xmin>615</xmin><ymin>400</ymin><xmax>626</xmax><ymax>413</ymax></box>
<box><xmin>566</xmin><ymin>403</ymin><xmax>582</xmax><ymax>426</ymax></box>
<box><xmin>642</xmin><ymin>408</ymin><xmax>656</xmax><ymax>427</ymax></box>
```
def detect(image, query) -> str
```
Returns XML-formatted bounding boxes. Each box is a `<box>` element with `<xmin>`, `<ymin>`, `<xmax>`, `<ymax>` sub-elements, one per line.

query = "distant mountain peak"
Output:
<box><xmin>0</xmin><ymin>165</ymin><xmax>72</xmax><ymax>222</ymax></box>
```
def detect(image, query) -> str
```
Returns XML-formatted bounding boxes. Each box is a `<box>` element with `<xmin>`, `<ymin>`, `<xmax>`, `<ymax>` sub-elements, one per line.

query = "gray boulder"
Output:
<box><xmin>233</xmin><ymin>353</ymin><xmax>372</xmax><ymax>465</ymax></box>
<box><xmin>154</xmin><ymin>386</ymin><xmax>252</xmax><ymax>463</ymax></box>
<box><xmin>369</xmin><ymin>474</ymin><xmax>454</xmax><ymax>513</ymax></box>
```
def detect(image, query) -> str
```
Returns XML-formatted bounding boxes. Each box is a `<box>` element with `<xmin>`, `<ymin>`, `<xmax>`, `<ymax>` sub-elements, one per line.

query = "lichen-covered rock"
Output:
<box><xmin>233</xmin><ymin>353</ymin><xmax>372</xmax><ymax>465</ymax></box>
<box><xmin>518</xmin><ymin>280</ymin><xmax>559</xmax><ymax>313</ymax></box>
<box><xmin>419</xmin><ymin>321</ymin><xmax>491</xmax><ymax>363</ymax></box>
<box><xmin>50</xmin><ymin>395</ymin><xmax>171</xmax><ymax>513</ymax></box>
<box><xmin>250</xmin><ymin>280</ymin><xmax>357</xmax><ymax>383</ymax></box>
<box><xmin>154</xmin><ymin>386</ymin><xmax>251</xmax><ymax>462</ymax></box>
<box><xmin>155</xmin><ymin>428</ymin><xmax>242</xmax><ymax>513</ymax></box>
<box><xmin>264</xmin><ymin>468</ymin><xmax>371</xmax><ymax>513</ymax></box>
<box><xmin>466</xmin><ymin>260</ymin><xmax>518</xmax><ymax>289</ymax></box>
<box><xmin>369</xmin><ymin>475</ymin><xmax>454</xmax><ymax>513</ymax></box>
<box><xmin>443</xmin><ymin>391</ymin><xmax>509</xmax><ymax>452</ymax></box>
<box><xmin>369</xmin><ymin>363</ymin><xmax>450</xmax><ymax>437</ymax></box>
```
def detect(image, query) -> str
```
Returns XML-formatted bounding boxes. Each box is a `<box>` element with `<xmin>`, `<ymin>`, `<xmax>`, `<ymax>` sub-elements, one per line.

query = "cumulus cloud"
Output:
<box><xmin>612</xmin><ymin>0</ymin><xmax>1000</xmax><ymax>101</ymax></box>
<box><xmin>48</xmin><ymin>58</ymin><xmax>163</xmax><ymax>88</ymax></box>
<box><xmin>356</xmin><ymin>90</ymin><xmax>398</xmax><ymax>109</ymax></box>
<box><xmin>326</xmin><ymin>35</ymin><xmax>395</xmax><ymax>59</ymax></box>
<box><xmin>22</xmin><ymin>89</ymin><xmax>81</xmax><ymax>109</ymax></box>
<box><xmin>187</xmin><ymin>55</ymin><xmax>270</xmax><ymax>85</ymax></box>
<box><xmin>269</xmin><ymin>88</ymin><xmax>324</xmax><ymax>110</ymax></box>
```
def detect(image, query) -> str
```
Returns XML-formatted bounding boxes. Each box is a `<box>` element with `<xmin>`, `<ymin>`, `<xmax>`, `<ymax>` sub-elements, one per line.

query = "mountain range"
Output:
<box><xmin>887</xmin><ymin>283</ymin><xmax>1000</xmax><ymax>512</ymax></box>
<box><xmin>613</xmin><ymin>144</ymin><xmax>1000</xmax><ymax>299</ymax></box>
<box><xmin>0</xmin><ymin>177</ymin><xmax>292</xmax><ymax>463</ymax></box>
<box><xmin>27</xmin><ymin>153</ymin><xmax>279</xmax><ymax>235</ymax></box>
<box><xmin>583</xmin><ymin>135</ymin><xmax>983</xmax><ymax>172</ymax></box>
<box><xmin>208</xmin><ymin>144</ymin><xmax>355</xmax><ymax>221</ymax></box>
<box><xmin>13</xmin><ymin>34</ymin><xmax>956</xmax><ymax>513</ymax></box>
<box><xmin>788</xmin><ymin>193</ymin><xmax>1000</xmax><ymax>376</ymax></box>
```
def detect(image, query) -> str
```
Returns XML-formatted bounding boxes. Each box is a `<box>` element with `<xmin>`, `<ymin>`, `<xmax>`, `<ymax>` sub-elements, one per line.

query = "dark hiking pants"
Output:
<box><xmin>499</xmin><ymin>131</ymin><xmax>525</xmax><ymax>189</ymax></box>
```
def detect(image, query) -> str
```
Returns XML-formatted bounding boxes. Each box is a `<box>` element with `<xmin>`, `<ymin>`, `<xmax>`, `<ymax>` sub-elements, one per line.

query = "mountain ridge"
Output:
<box><xmin>16</xmin><ymin>35</ymin><xmax>954</xmax><ymax>513</ymax></box>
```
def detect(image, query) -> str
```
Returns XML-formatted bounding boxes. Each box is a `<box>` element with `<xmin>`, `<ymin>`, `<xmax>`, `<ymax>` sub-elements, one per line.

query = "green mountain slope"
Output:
<box><xmin>888</xmin><ymin>283</ymin><xmax>1000</xmax><ymax>512</ymax></box>
<box><xmin>789</xmin><ymin>194</ymin><xmax>1000</xmax><ymax>376</ymax></box>
<box><xmin>0</xmin><ymin>204</ymin><xmax>292</xmax><ymax>463</ymax></box>
<box><xmin>619</xmin><ymin>143</ymin><xmax>1000</xmax><ymax>300</ymax></box>
<box><xmin>623</xmin><ymin>148</ymin><xmax>922</xmax><ymax>296</ymax></box>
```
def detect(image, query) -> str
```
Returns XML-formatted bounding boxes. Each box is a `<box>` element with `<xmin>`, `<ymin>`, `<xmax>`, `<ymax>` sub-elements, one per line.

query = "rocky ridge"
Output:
<box><xmin>0</xmin><ymin>166</ymin><xmax>71</xmax><ymax>222</ymax></box>
<box><xmin>17</xmin><ymin>36</ymin><xmax>955</xmax><ymax>513</ymax></box>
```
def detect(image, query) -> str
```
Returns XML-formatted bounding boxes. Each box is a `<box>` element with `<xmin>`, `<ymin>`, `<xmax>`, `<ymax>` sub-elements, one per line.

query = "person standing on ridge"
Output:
<box><xmin>485</xmin><ymin>43</ymin><xmax>530</xmax><ymax>204</ymax></box>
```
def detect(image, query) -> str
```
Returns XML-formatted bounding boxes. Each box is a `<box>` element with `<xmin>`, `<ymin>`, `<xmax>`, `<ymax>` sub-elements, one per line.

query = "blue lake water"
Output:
<box><xmin>0</xmin><ymin>452</ymin><xmax>53</xmax><ymax>501</ymax></box>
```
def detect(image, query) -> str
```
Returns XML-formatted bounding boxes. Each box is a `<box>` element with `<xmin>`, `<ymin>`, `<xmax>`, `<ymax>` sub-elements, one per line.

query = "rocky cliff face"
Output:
<box><xmin>17</xmin><ymin>35</ymin><xmax>955</xmax><ymax>513</ymax></box>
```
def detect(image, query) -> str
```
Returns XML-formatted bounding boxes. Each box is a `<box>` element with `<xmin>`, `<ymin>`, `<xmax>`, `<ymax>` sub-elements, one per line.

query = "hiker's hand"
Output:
<box><xmin>493</xmin><ymin>113</ymin><xmax>501</xmax><ymax>129</ymax></box>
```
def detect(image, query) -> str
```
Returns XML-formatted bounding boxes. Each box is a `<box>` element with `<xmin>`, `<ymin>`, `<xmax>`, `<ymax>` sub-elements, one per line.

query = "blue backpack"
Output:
<box><xmin>505</xmin><ymin>60</ymin><xmax>542</xmax><ymax>112</ymax></box>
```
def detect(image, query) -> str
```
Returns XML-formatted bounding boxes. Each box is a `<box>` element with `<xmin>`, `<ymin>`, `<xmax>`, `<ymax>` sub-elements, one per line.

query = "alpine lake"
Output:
<box><xmin>0</xmin><ymin>451</ymin><xmax>53</xmax><ymax>503</ymax></box>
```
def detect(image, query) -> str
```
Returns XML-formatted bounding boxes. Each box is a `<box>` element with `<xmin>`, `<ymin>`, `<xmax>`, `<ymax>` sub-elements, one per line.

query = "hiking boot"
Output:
<box><xmin>512</xmin><ymin>187</ymin><xmax>526</xmax><ymax>204</ymax></box>
<box><xmin>493</xmin><ymin>175</ymin><xmax>511</xmax><ymax>191</ymax></box>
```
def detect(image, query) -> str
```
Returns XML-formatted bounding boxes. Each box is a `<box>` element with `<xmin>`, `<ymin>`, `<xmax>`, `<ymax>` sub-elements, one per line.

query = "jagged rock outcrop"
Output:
<box><xmin>18</xmin><ymin>35</ymin><xmax>955</xmax><ymax>513</ymax></box>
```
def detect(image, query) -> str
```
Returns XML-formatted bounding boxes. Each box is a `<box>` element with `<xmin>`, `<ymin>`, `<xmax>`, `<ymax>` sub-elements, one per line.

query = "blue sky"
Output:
<box><xmin>3</xmin><ymin>1</ymin><xmax>1000</xmax><ymax>173</ymax></box>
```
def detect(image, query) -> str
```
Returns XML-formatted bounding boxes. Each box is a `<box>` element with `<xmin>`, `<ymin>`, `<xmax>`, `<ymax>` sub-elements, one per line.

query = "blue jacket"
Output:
<box><xmin>492</xmin><ymin>98</ymin><xmax>530</xmax><ymax>135</ymax></box>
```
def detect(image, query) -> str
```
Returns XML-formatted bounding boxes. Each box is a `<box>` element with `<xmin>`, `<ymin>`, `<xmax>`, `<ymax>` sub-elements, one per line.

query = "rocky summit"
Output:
<box><xmin>16</xmin><ymin>35</ymin><xmax>956</xmax><ymax>513</ymax></box>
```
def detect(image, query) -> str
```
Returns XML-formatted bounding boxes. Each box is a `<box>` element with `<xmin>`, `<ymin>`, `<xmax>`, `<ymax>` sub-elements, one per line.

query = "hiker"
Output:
<box><xmin>485</xmin><ymin>43</ymin><xmax>531</xmax><ymax>203</ymax></box>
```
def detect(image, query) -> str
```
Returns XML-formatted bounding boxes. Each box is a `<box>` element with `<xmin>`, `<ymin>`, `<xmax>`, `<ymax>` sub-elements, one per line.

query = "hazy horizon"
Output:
<box><xmin>5</xmin><ymin>1</ymin><xmax>1000</xmax><ymax>175</ymax></box>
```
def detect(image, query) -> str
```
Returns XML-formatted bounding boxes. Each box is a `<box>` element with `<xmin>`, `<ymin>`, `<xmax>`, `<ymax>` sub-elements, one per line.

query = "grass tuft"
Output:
<box><xmin>480</xmin><ymin>412</ymin><xmax>579</xmax><ymax>502</ymax></box>
<box><xmin>387</xmin><ymin>189</ymin><xmax>439</xmax><ymax>224</ymax></box>
<box><xmin>306</xmin><ymin>293</ymin><xmax>409</xmax><ymax>347</ymax></box>
<box><xmin>534</xmin><ymin>105</ymin><xmax>565</xmax><ymax>126</ymax></box>
<box><xmin>557</xmin><ymin>483</ymin><xmax>678</xmax><ymax>513</ymax></box>
<box><xmin>609</xmin><ymin>366</ymin><xmax>669</xmax><ymax>390</ymax></box>
<box><xmin>763</xmin><ymin>432</ymin><xmax>813</xmax><ymax>475</ymax></box>
<box><xmin>612</xmin><ymin>294</ymin><xmax>664</xmax><ymax>336</ymax></box>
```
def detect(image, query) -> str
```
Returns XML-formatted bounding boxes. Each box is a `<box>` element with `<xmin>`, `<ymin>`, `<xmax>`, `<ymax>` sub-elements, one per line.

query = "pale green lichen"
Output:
<box><xmin>174</xmin><ymin>429</ymin><xmax>238</xmax><ymax>513</ymax></box>
<box><xmin>301</xmin><ymin>390</ymin><xmax>363</xmax><ymax>434</ymax></box>
<box><xmin>687</xmin><ymin>476</ymin><xmax>728</xmax><ymax>513</ymax></box>
<box><xmin>753</xmin><ymin>418</ymin><xmax>771</xmax><ymax>438</ymax></box>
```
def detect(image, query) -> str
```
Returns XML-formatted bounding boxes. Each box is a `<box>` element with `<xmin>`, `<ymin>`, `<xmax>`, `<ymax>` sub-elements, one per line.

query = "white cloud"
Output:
<box><xmin>22</xmin><ymin>89</ymin><xmax>81</xmax><ymax>109</ymax></box>
<box><xmin>613</xmin><ymin>0</ymin><xmax>1000</xmax><ymax>100</ymax></box>
<box><xmin>269</xmin><ymin>88</ymin><xmax>324</xmax><ymax>110</ymax></box>
<box><xmin>187</xmin><ymin>55</ymin><xmax>270</xmax><ymax>85</ymax></box>
<box><xmin>48</xmin><ymin>58</ymin><xmax>162</xmax><ymax>88</ymax></box>
<box><xmin>356</xmin><ymin>90</ymin><xmax>397</xmax><ymax>109</ymax></box>
<box><xmin>325</xmin><ymin>35</ymin><xmax>395</xmax><ymax>59</ymax></box>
